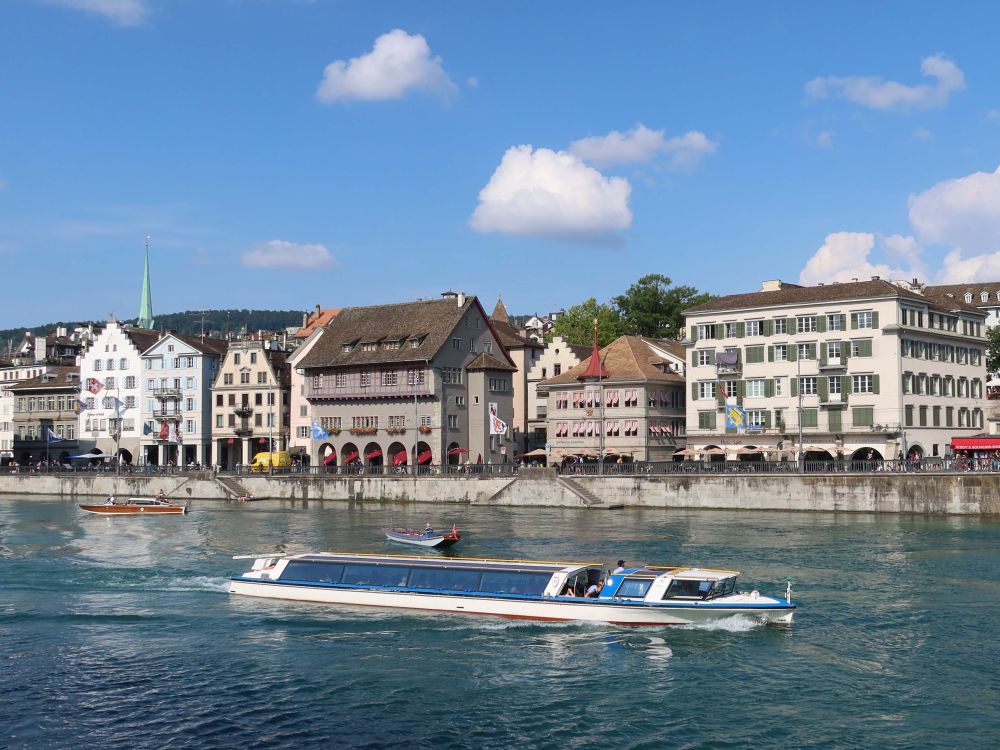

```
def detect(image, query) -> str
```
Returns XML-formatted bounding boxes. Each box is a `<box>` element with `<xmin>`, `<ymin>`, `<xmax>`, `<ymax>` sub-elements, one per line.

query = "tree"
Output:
<box><xmin>551</xmin><ymin>298</ymin><xmax>624</xmax><ymax>348</ymax></box>
<box><xmin>987</xmin><ymin>325</ymin><xmax>1000</xmax><ymax>378</ymax></box>
<box><xmin>612</xmin><ymin>273</ymin><xmax>714</xmax><ymax>340</ymax></box>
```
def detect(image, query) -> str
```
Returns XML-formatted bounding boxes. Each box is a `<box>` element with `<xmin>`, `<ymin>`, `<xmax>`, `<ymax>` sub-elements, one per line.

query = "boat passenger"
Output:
<box><xmin>613</xmin><ymin>560</ymin><xmax>626</xmax><ymax>573</ymax></box>
<box><xmin>105</xmin><ymin>494</ymin><xmax>115</xmax><ymax>505</ymax></box>
<box><xmin>585</xmin><ymin>581</ymin><xmax>604</xmax><ymax>598</ymax></box>
<box><xmin>425</xmin><ymin>523</ymin><xmax>434</xmax><ymax>533</ymax></box>
<box><xmin>156</xmin><ymin>489</ymin><xmax>166</xmax><ymax>501</ymax></box>
<box><xmin>562</xmin><ymin>585</ymin><xmax>575</xmax><ymax>597</ymax></box>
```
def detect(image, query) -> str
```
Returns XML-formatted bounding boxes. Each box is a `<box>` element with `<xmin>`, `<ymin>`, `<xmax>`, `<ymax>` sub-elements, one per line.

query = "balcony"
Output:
<box><xmin>233</xmin><ymin>422</ymin><xmax>253</xmax><ymax>436</ymax></box>
<box><xmin>819</xmin><ymin>357</ymin><xmax>846</xmax><ymax>371</ymax></box>
<box><xmin>715</xmin><ymin>351</ymin><xmax>741</xmax><ymax>375</ymax></box>
<box><xmin>234</xmin><ymin>406</ymin><xmax>253</xmax><ymax>418</ymax></box>
<box><xmin>819</xmin><ymin>393</ymin><xmax>844</xmax><ymax>407</ymax></box>
<box><xmin>151</xmin><ymin>387</ymin><xmax>182</xmax><ymax>399</ymax></box>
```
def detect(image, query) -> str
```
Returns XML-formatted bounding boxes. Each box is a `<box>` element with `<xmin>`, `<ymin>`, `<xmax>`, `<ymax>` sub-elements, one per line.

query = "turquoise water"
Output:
<box><xmin>1</xmin><ymin>498</ymin><xmax>998</xmax><ymax>749</ymax></box>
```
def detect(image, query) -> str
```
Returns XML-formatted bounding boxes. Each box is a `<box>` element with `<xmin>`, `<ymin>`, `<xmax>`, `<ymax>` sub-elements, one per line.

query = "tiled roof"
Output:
<box><xmin>684</xmin><ymin>279</ymin><xmax>983</xmax><ymax>316</ymax></box>
<box><xmin>295</xmin><ymin>308</ymin><xmax>341</xmax><ymax>338</ymax></box>
<box><xmin>924</xmin><ymin>283</ymin><xmax>1000</xmax><ymax>309</ymax></box>
<box><xmin>300</xmin><ymin>296</ymin><xmax>512</xmax><ymax>369</ymax></box>
<box><xmin>466</xmin><ymin>352</ymin><xmax>517</xmax><ymax>372</ymax></box>
<box><xmin>491</xmin><ymin>317</ymin><xmax>542</xmax><ymax>350</ymax></box>
<box><xmin>9</xmin><ymin>366</ymin><xmax>80</xmax><ymax>391</ymax></box>
<box><xmin>491</xmin><ymin>298</ymin><xmax>510</xmax><ymax>324</ymax></box>
<box><xmin>541</xmin><ymin>336</ymin><xmax>684</xmax><ymax>386</ymax></box>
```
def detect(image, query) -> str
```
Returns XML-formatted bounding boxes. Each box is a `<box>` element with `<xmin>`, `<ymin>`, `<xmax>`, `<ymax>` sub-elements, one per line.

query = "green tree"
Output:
<box><xmin>612</xmin><ymin>273</ymin><xmax>714</xmax><ymax>340</ymax></box>
<box><xmin>551</xmin><ymin>298</ymin><xmax>624</xmax><ymax>347</ymax></box>
<box><xmin>987</xmin><ymin>325</ymin><xmax>1000</xmax><ymax>377</ymax></box>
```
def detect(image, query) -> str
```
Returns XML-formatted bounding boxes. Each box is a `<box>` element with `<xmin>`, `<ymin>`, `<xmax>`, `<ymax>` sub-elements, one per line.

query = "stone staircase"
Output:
<box><xmin>216</xmin><ymin>475</ymin><xmax>252</xmax><ymax>499</ymax></box>
<box><xmin>558</xmin><ymin>476</ymin><xmax>616</xmax><ymax>508</ymax></box>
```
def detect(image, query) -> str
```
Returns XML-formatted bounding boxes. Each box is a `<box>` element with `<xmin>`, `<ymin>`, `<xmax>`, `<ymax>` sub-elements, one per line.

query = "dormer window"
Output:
<box><xmin>982</xmin><ymin>292</ymin><xmax>989</xmax><ymax>302</ymax></box>
<box><xmin>342</xmin><ymin>344</ymin><xmax>352</xmax><ymax>353</ymax></box>
<box><xmin>965</xmin><ymin>293</ymin><xmax>973</xmax><ymax>303</ymax></box>
<box><xmin>362</xmin><ymin>342</ymin><xmax>377</xmax><ymax>352</ymax></box>
<box><xmin>410</xmin><ymin>340</ymin><xmax>420</xmax><ymax>349</ymax></box>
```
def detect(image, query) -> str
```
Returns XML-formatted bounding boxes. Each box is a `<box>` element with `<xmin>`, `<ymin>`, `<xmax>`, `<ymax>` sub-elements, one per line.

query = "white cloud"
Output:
<box><xmin>816</xmin><ymin>130</ymin><xmax>834</xmax><ymax>148</ymax></box>
<box><xmin>798</xmin><ymin>232</ymin><xmax>921</xmax><ymax>286</ymax></box>
<box><xmin>569</xmin><ymin>123</ymin><xmax>716</xmax><ymax>168</ymax></box>
<box><xmin>469</xmin><ymin>145</ymin><xmax>632</xmax><ymax>239</ymax></box>
<box><xmin>805</xmin><ymin>54</ymin><xmax>964</xmax><ymax>111</ymax></box>
<box><xmin>936</xmin><ymin>248</ymin><xmax>1000</xmax><ymax>283</ymax></box>
<box><xmin>242</xmin><ymin>240</ymin><xmax>336</xmax><ymax>270</ymax></box>
<box><xmin>316</xmin><ymin>29</ymin><xmax>455</xmax><ymax>103</ymax></box>
<box><xmin>908</xmin><ymin>165</ymin><xmax>1000</xmax><ymax>252</ymax></box>
<box><xmin>42</xmin><ymin>0</ymin><xmax>148</xmax><ymax>26</ymax></box>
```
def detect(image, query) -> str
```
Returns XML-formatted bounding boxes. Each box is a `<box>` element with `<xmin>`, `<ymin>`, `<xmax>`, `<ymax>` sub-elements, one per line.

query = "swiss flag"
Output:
<box><xmin>86</xmin><ymin>378</ymin><xmax>104</xmax><ymax>394</ymax></box>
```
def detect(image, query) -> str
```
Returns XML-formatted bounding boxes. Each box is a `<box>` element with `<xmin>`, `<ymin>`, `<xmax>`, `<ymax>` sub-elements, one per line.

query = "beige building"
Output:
<box><xmin>489</xmin><ymin>299</ymin><xmax>544</xmax><ymax>454</ymax></box>
<box><xmin>297</xmin><ymin>293</ymin><xmax>516</xmax><ymax>470</ymax></box>
<box><xmin>10</xmin><ymin>367</ymin><xmax>81</xmax><ymax>465</ymax></box>
<box><xmin>540</xmin><ymin>334</ymin><xmax>687</xmax><ymax>463</ymax></box>
<box><xmin>682</xmin><ymin>278</ymin><xmax>988</xmax><ymax>461</ymax></box>
<box><xmin>210</xmin><ymin>339</ymin><xmax>290</xmax><ymax>469</ymax></box>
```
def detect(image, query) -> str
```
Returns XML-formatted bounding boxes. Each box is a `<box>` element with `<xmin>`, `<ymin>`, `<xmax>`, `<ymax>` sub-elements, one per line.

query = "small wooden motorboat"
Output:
<box><xmin>383</xmin><ymin>524</ymin><xmax>460</xmax><ymax>548</ymax></box>
<box><xmin>79</xmin><ymin>496</ymin><xmax>188</xmax><ymax>515</ymax></box>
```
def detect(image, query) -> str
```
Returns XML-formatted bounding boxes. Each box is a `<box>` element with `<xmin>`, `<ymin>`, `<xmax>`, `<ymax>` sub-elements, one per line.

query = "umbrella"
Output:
<box><xmin>69</xmin><ymin>453</ymin><xmax>116</xmax><ymax>460</ymax></box>
<box><xmin>447</xmin><ymin>447</ymin><xmax>469</xmax><ymax>456</ymax></box>
<box><xmin>364</xmin><ymin>448</ymin><xmax>383</xmax><ymax>460</ymax></box>
<box><xmin>417</xmin><ymin>449</ymin><xmax>433</xmax><ymax>465</ymax></box>
<box><xmin>342</xmin><ymin>450</ymin><xmax>359</xmax><ymax>463</ymax></box>
<box><xmin>392</xmin><ymin>450</ymin><xmax>408</xmax><ymax>466</ymax></box>
<box><xmin>517</xmin><ymin>448</ymin><xmax>547</xmax><ymax>457</ymax></box>
<box><xmin>737</xmin><ymin>447</ymin><xmax>764</xmax><ymax>455</ymax></box>
<box><xmin>672</xmin><ymin>447</ymin><xmax>701</xmax><ymax>456</ymax></box>
<box><xmin>323</xmin><ymin>452</ymin><xmax>337</xmax><ymax>466</ymax></box>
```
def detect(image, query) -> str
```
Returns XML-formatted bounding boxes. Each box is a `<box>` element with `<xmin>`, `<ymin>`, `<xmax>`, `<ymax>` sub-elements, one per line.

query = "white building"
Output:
<box><xmin>139</xmin><ymin>332</ymin><xmax>227</xmax><ymax>467</ymax></box>
<box><xmin>682</xmin><ymin>278</ymin><xmax>989</xmax><ymax>462</ymax></box>
<box><xmin>288</xmin><ymin>327</ymin><xmax>329</xmax><ymax>463</ymax></box>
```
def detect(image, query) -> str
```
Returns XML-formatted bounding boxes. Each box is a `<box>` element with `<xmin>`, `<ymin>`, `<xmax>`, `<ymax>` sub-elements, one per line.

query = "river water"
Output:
<box><xmin>1</xmin><ymin>498</ymin><xmax>997</xmax><ymax>749</ymax></box>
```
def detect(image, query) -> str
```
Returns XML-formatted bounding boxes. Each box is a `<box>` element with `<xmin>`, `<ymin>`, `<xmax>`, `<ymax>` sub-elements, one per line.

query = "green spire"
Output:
<box><xmin>138</xmin><ymin>236</ymin><xmax>154</xmax><ymax>329</ymax></box>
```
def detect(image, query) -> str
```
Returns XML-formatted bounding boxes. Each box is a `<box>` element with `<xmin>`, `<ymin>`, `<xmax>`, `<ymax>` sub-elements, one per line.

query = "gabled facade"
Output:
<box><xmin>139</xmin><ymin>332</ymin><xmax>227</xmax><ymax>467</ymax></box>
<box><xmin>490</xmin><ymin>298</ymin><xmax>544</xmax><ymax>454</ymax></box>
<box><xmin>525</xmin><ymin>336</ymin><xmax>591</xmax><ymax>453</ymax></box>
<box><xmin>76</xmin><ymin>320</ymin><xmax>160</xmax><ymax>463</ymax></box>
<box><xmin>297</xmin><ymin>293</ymin><xmax>516</xmax><ymax>470</ymax></box>
<box><xmin>540</xmin><ymin>335</ymin><xmax>687</xmax><ymax>462</ymax></box>
<box><xmin>682</xmin><ymin>278</ymin><xmax>989</xmax><ymax>461</ymax></box>
<box><xmin>210</xmin><ymin>339</ymin><xmax>291</xmax><ymax>469</ymax></box>
<box><xmin>288</xmin><ymin>326</ymin><xmax>333</xmax><ymax>461</ymax></box>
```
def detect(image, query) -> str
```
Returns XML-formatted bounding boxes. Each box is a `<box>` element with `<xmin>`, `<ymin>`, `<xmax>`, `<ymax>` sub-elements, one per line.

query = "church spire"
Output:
<box><xmin>138</xmin><ymin>235</ymin><xmax>154</xmax><ymax>330</ymax></box>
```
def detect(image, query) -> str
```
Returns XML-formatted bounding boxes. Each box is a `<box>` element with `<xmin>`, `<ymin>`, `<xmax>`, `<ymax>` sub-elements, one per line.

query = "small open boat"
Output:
<box><xmin>79</xmin><ymin>496</ymin><xmax>187</xmax><ymax>515</ymax></box>
<box><xmin>383</xmin><ymin>524</ymin><xmax>460</xmax><ymax>548</ymax></box>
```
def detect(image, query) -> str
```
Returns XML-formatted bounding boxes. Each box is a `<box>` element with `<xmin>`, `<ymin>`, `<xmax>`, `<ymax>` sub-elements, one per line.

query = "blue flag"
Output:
<box><xmin>311</xmin><ymin>420</ymin><xmax>329</xmax><ymax>440</ymax></box>
<box><xmin>143</xmin><ymin>422</ymin><xmax>153</xmax><ymax>435</ymax></box>
<box><xmin>75</xmin><ymin>398</ymin><xmax>88</xmax><ymax>414</ymax></box>
<box><xmin>46</xmin><ymin>428</ymin><xmax>62</xmax><ymax>444</ymax></box>
<box><xmin>725</xmin><ymin>406</ymin><xmax>747</xmax><ymax>430</ymax></box>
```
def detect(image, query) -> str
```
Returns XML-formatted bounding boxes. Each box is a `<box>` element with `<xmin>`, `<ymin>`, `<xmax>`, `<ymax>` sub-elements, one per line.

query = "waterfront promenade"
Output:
<box><xmin>2</xmin><ymin>461</ymin><xmax>999</xmax><ymax>515</ymax></box>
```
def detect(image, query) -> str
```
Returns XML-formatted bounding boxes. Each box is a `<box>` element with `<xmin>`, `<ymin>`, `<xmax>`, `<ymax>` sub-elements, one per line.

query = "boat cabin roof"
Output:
<box><xmin>294</xmin><ymin>552</ymin><xmax>601</xmax><ymax>575</ymax></box>
<box><xmin>616</xmin><ymin>566</ymin><xmax>740</xmax><ymax>579</ymax></box>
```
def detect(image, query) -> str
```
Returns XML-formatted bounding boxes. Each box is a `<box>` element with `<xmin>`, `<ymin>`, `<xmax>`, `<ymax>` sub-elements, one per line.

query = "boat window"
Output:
<box><xmin>613</xmin><ymin>577</ymin><xmax>653</xmax><ymax>599</ymax></box>
<box><xmin>717</xmin><ymin>577</ymin><xmax>736</xmax><ymax>597</ymax></box>
<box><xmin>408</xmin><ymin>567</ymin><xmax>483</xmax><ymax>592</ymax></box>
<box><xmin>279</xmin><ymin>561</ymin><xmax>345</xmax><ymax>584</ymax></box>
<box><xmin>479</xmin><ymin>570</ymin><xmax>552</xmax><ymax>596</ymax></box>
<box><xmin>663</xmin><ymin>579</ymin><xmax>713</xmax><ymax>600</ymax></box>
<box><xmin>341</xmin><ymin>564</ymin><xmax>410</xmax><ymax>587</ymax></box>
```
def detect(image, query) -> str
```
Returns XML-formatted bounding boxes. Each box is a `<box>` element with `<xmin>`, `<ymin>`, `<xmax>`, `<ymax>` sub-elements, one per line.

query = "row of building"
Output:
<box><xmin>3</xmin><ymin>274</ymin><xmax>1000</xmax><ymax>468</ymax></box>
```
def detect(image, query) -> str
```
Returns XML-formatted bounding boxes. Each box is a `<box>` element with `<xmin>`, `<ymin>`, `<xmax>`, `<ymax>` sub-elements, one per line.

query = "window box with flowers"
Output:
<box><xmin>330</xmin><ymin>427</ymin><xmax>341</xmax><ymax>436</ymax></box>
<box><xmin>418</xmin><ymin>425</ymin><xmax>432</xmax><ymax>434</ymax></box>
<box><xmin>350</xmin><ymin>427</ymin><xmax>377</xmax><ymax>436</ymax></box>
<box><xmin>386</xmin><ymin>427</ymin><xmax>407</xmax><ymax>435</ymax></box>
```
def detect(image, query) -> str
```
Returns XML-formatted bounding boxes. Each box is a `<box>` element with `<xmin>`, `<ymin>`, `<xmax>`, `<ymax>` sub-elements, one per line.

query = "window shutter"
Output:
<box><xmin>763</xmin><ymin>320</ymin><xmax>773</xmax><ymax>336</ymax></box>
<box><xmin>691</xmin><ymin>326</ymin><xmax>698</xmax><ymax>341</ymax></box>
<box><xmin>737</xmin><ymin>380</ymin><xmax>746</xmax><ymax>397</ymax></box>
<box><xmin>817</xmin><ymin>316</ymin><xmax>826</xmax><ymax>333</ymax></box>
<box><xmin>872</xmin><ymin>311</ymin><xmax>879</xmax><ymax>329</ymax></box>
<box><xmin>861</xmin><ymin>340</ymin><xmax>872</xmax><ymax>357</ymax></box>
<box><xmin>851</xmin><ymin>313</ymin><xmax>858</xmax><ymax>330</ymax></box>
<box><xmin>809</xmin><ymin>343</ymin><xmax>817</xmax><ymax>360</ymax></box>
<box><xmin>708</xmin><ymin>350</ymin><xmax>716</xmax><ymax>365</ymax></box>
<box><xmin>843</xmin><ymin>375</ymin><xmax>852</xmax><ymax>394</ymax></box>
<box><xmin>873</xmin><ymin>374</ymin><xmax>880</xmax><ymax>394</ymax></box>
<box><xmin>717</xmin><ymin>384</ymin><xmax>727</xmax><ymax>405</ymax></box>
<box><xmin>691</xmin><ymin>382</ymin><xmax>698</xmax><ymax>400</ymax></box>
<box><xmin>788</xmin><ymin>346</ymin><xmax>797</xmax><ymax>362</ymax></box>
<box><xmin>736</xmin><ymin>322</ymin><xmax>745</xmax><ymax>338</ymax></box>
<box><xmin>843</xmin><ymin>345</ymin><xmax>850</xmax><ymax>360</ymax></box>
<box><xmin>768</xmin><ymin>346</ymin><xmax>774</xmax><ymax>362</ymax></box>
<box><xmin>791</xmin><ymin>378</ymin><xmax>798</xmax><ymax>397</ymax></box>
<box><xmin>819</xmin><ymin>348</ymin><xmax>827</xmax><ymax>367</ymax></box>
<box><xmin>818</xmin><ymin>377</ymin><xmax>828</xmax><ymax>401</ymax></box>
<box><xmin>829</xmin><ymin>409</ymin><xmax>841</xmax><ymax>433</ymax></box>
<box><xmin>691</xmin><ymin>350</ymin><xmax>698</xmax><ymax>366</ymax></box>
<box><xmin>763</xmin><ymin>411</ymin><xmax>772</xmax><ymax>429</ymax></box>
<box><xmin>765</xmin><ymin>379</ymin><xmax>774</xmax><ymax>397</ymax></box>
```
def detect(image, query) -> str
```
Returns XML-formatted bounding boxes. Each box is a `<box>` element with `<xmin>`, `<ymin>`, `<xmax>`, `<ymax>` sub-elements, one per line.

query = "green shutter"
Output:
<box><xmin>819</xmin><ymin>348</ymin><xmax>827</xmax><ymax>367</ymax></box>
<box><xmin>818</xmin><ymin>377</ymin><xmax>828</xmax><ymax>401</ymax></box>
<box><xmin>691</xmin><ymin>350</ymin><xmax>697</xmax><ymax>366</ymax></box>
<box><xmin>861</xmin><ymin>340</ymin><xmax>872</xmax><ymax>357</ymax></box>
<box><xmin>843</xmin><ymin>375</ymin><xmax>852</xmax><ymax>394</ymax></box>
<box><xmin>817</xmin><ymin>316</ymin><xmax>826</xmax><ymax>333</ymax></box>
<box><xmin>763</xmin><ymin>411</ymin><xmax>772</xmax><ymax>429</ymax></box>
<box><xmin>873</xmin><ymin>374</ymin><xmax>880</xmax><ymax>394</ymax></box>
<box><xmin>691</xmin><ymin>382</ymin><xmax>698</xmax><ymax>400</ymax></box>
<box><xmin>788</xmin><ymin>346</ymin><xmax>797</xmax><ymax>362</ymax></box>
<box><xmin>738</xmin><ymin>380</ymin><xmax>746</xmax><ymax>398</ymax></box>
<box><xmin>843</xmin><ymin>345</ymin><xmax>850</xmax><ymax>360</ymax></box>
<box><xmin>691</xmin><ymin>326</ymin><xmax>698</xmax><ymax>341</ymax></box>
<box><xmin>828</xmin><ymin>409</ymin><xmax>841</xmax><ymax>433</ymax></box>
<box><xmin>809</xmin><ymin>343</ymin><xmax>817</xmax><ymax>360</ymax></box>
<box><xmin>872</xmin><ymin>311</ymin><xmax>879</xmax><ymax>329</ymax></box>
<box><xmin>736</xmin><ymin>322</ymin><xmax>745</xmax><ymax>338</ymax></box>
<box><xmin>791</xmin><ymin>378</ymin><xmax>798</xmax><ymax>397</ymax></box>
<box><xmin>767</xmin><ymin>346</ymin><xmax>774</xmax><ymax>362</ymax></box>
<box><xmin>765</xmin><ymin>379</ymin><xmax>774</xmax><ymax>397</ymax></box>
<box><xmin>708</xmin><ymin>350</ymin><xmax>716</xmax><ymax>365</ymax></box>
<box><xmin>851</xmin><ymin>313</ymin><xmax>858</xmax><ymax>330</ymax></box>
<box><xmin>763</xmin><ymin>320</ymin><xmax>773</xmax><ymax>337</ymax></box>
<box><xmin>715</xmin><ymin>324</ymin><xmax>724</xmax><ymax>339</ymax></box>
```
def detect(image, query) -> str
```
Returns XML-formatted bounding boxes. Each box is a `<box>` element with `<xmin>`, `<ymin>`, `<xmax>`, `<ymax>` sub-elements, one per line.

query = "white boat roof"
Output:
<box><xmin>292</xmin><ymin>552</ymin><xmax>600</xmax><ymax>574</ymax></box>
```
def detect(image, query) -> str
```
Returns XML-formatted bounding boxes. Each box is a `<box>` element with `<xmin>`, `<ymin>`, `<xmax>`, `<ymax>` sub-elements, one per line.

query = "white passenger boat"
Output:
<box><xmin>229</xmin><ymin>552</ymin><xmax>795</xmax><ymax>626</ymax></box>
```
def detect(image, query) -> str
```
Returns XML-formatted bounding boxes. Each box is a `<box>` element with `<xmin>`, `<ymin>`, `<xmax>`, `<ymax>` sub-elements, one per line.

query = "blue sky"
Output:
<box><xmin>2</xmin><ymin>1</ymin><xmax>1000</xmax><ymax>328</ymax></box>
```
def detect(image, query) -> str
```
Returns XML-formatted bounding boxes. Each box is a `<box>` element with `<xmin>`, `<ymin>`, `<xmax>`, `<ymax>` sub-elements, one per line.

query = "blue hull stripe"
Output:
<box><xmin>231</xmin><ymin>576</ymin><xmax>796</xmax><ymax>611</ymax></box>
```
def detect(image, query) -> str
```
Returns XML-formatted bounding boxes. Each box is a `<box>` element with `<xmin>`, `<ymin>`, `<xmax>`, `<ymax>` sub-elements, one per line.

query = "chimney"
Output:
<box><xmin>302</xmin><ymin>312</ymin><xmax>308</xmax><ymax>328</ymax></box>
<box><xmin>315</xmin><ymin>304</ymin><xmax>321</xmax><ymax>316</ymax></box>
<box><xmin>872</xmin><ymin>275</ymin><xmax>880</xmax><ymax>281</ymax></box>
<box><xmin>457</xmin><ymin>292</ymin><xmax>466</xmax><ymax>307</ymax></box>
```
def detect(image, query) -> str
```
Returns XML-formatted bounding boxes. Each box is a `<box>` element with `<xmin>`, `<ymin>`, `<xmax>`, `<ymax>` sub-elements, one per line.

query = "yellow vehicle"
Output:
<box><xmin>248</xmin><ymin>451</ymin><xmax>292</xmax><ymax>473</ymax></box>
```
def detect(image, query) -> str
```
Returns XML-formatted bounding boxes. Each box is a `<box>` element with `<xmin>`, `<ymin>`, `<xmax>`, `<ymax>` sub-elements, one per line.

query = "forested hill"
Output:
<box><xmin>0</xmin><ymin>309</ymin><xmax>307</xmax><ymax>346</ymax></box>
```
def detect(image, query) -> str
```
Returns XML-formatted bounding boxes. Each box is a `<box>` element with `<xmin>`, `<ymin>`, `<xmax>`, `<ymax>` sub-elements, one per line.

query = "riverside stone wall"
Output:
<box><xmin>1</xmin><ymin>470</ymin><xmax>998</xmax><ymax>515</ymax></box>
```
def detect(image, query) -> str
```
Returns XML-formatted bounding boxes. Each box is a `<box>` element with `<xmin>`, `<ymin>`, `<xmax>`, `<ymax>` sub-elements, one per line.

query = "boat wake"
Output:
<box><xmin>679</xmin><ymin>614</ymin><xmax>766</xmax><ymax>632</ymax></box>
<box><xmin>163</xmin><ymin>575</ymin><xmax>231</xmax><ymax>593</ymax></box>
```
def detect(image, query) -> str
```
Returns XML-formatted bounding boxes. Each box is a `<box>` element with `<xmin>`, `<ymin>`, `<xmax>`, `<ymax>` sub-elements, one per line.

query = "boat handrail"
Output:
<box><xmin>232</xmin><ymin>553</ymin><xmax>286</xmax><ymax>560</ymax></box>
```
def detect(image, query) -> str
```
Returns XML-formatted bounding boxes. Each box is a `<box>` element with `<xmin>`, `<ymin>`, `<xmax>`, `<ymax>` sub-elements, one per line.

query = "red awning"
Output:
<box><xmin>392</xmin><ymin>450</ymin><xmax>408</xmax><ymax>466</ymax></box>
<box><xmin>323</xmin><ymin>451</ymin><xmax>337</xmax><ymax>465</ymax></box>
<box><xmin>343</xmin><ymin>450</ymin><xmax>359</xmax><ymax>463</ymax></box>
<box><xmin>951</xmin><ymin>437</ymin><xmax>1000</xmax><ymax>450</ymax></box>
<box><xmin>417</xmin><ymin>449</ymin><xmax>433</xmax><ymax>464</ymax></box>
<box><xmin>365</xmin><ymin>448</ymin><xmax>383</xmax><ymax>460</ymax></box>
<box><xmin>447</xmin><ymin>447</ymin><xmax>469</xmax><ymax>455</ymax></box>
